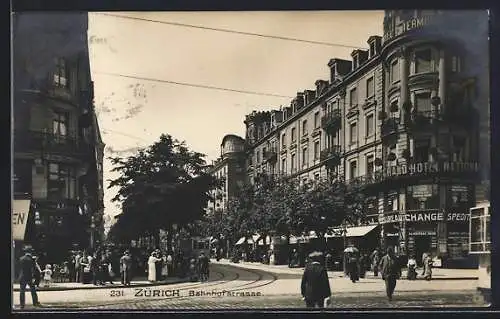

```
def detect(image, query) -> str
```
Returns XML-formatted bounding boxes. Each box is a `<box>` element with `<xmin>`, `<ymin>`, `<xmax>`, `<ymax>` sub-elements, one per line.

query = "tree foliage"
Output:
<box><xmin>107</xmin><ymin>134</ymin><xmax>218</xmax><ymax>244</ymax></box>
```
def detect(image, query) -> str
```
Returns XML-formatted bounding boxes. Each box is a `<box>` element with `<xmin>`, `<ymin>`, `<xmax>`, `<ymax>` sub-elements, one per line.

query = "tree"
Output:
<box><xmin>107</xmin><ymin>134</ymin><xmax>217</xmax><ymax>251</ymax></box>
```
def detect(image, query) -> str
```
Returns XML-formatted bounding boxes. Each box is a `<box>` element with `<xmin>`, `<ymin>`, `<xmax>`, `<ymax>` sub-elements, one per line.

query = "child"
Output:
<box><xmin>42</xmin><ymin>264</ymin><xmax>53</xmax><ymax>287</ymax></box>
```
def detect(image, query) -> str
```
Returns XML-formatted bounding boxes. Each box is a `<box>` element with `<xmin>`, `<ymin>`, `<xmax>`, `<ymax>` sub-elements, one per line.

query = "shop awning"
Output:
<box><xmin>235</xmin><ymin>237</ymin><xmax>246</xmax><ymax>245</ymax></box>
<box><xmin>326</xmin><ymin>225</ymin><xmax>378</xmax><ymax>238</ymax></box>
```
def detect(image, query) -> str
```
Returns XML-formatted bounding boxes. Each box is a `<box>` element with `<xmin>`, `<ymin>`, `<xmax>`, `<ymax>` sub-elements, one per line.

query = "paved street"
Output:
<box><xmin>12</xmin><ymin>262</ymin><xmax>487</xmax><ymax>310</ymax></box>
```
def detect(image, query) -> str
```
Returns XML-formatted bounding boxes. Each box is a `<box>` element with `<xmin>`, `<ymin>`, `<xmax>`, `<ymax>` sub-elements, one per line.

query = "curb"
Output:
<box><xmin>13</xmin><ymin>278</ymin><xmax>188</xmax><ymax>292</ymax></box>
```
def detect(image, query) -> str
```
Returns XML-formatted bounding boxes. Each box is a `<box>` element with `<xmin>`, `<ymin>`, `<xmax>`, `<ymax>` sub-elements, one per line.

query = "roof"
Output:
<box><xmin>221</xmin><ymin>134</ymin><xmax>245</xmax><ymax>147</ymax></box>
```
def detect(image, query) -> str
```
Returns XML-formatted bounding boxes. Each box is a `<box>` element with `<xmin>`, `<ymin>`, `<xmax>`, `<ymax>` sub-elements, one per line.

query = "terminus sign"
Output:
<box><xmin>384</xmin><ymin>161</ymin><xmax>479</xmax><ymax>177</ymax></box>
<box><xmin>380</xmin><ymin>211</ymin><xmax>470</xmax><ymax>224</ymax></box>
<box><xmin>383</xmin><ymin>15</ymin><xmax>434</xmax><ymax>42</ymax></box>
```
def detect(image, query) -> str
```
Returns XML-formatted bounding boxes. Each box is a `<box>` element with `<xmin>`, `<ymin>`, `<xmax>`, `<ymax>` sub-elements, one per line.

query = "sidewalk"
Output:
<box><xmin>214</xmin><ymin>259</ymin><xmax>479</xmax><ymax>280</ymax></box>
<box><xmin>12</xmin><ymin>276</ymin><xmax>187</xmax><ymax>292</ymax></box>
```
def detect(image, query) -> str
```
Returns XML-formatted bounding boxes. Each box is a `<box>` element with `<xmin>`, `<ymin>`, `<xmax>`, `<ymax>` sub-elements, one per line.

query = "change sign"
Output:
<box><xmin>12</xmin><ymin>200</ymin><xmax>31</xmax><ymax>241</ymax></box>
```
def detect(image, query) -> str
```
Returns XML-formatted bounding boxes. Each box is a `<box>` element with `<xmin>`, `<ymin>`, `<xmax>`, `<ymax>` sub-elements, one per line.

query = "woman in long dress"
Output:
<box><xmin>148</xmin><ymin>252</ymin><xmax>160</xmax><ymax>282</ymax></box>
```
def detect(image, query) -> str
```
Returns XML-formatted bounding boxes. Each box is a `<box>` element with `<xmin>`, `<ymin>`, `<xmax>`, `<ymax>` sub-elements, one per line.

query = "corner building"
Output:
<box><xmin>243</xmin><ymin>10</ymin><xmax>488</xmax><ymax>268</ymax></box>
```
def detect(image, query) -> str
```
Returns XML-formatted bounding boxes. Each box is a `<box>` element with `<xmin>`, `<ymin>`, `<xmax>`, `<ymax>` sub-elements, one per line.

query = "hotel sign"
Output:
<box><xmin>384</xmin><ymin>161</ymin><xmax>479</xmax><ymax>178</ymax></box>
<box><xmin>380</xmin><ymin>210</ymin><xmax>470</xmax><ymax>224</ymax></box>
<box><xmin>383</xmin><ymin>15</ymin><xmax>435</xmax><ymax>42</ymax></box>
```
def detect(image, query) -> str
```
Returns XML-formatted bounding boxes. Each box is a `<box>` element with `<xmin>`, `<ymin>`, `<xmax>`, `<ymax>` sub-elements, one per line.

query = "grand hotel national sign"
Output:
<box><xmin>382</xmin><ymin>161</ymin><xmax>479</xmax><ymax>178</ymax></box>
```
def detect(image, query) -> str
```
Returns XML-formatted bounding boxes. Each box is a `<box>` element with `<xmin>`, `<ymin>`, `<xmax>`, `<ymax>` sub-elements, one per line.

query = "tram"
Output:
<box><xmin>179</xmin><ymin>236</ymin><xmax>211</xmax><ymax>258</ymax></box>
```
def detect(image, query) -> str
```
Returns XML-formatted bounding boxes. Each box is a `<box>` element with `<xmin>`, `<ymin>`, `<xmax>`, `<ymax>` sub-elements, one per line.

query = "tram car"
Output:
<box><xmin>179</xmin><ymin>236</ymin><xmax>211</xmax><ymax>259</ymax></box>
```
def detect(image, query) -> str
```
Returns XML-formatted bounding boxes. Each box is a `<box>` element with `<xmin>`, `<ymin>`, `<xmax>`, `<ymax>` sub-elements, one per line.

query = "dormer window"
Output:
<box><xmin>330</xmin><ymin>65</ymin><xmax>337</xmax><ymax>83</ymax></box>
<box><xmin>352</xmin><ymin>56</ymin><xmax>358</xmax><ymax>70</ymax></box>
<box><xmin>369</xmin><ymin>42</ymin><xmax>376</xmax><ymax>58</ymax></box>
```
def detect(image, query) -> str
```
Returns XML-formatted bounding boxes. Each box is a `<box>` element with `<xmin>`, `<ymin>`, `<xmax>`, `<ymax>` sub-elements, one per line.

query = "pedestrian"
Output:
<box><xmin>18</xmin><ymin>247</ymin><xmax>41</xmax><ymax>309</ymax></box>
<box><xmin>147</xmin><ymin>251</ymin><xmax>159</xmax><ymax>282</ymax></box>
<box><xmin>154</xmin><ymin>250</ymin><xmax>163</xmax><ymax>281</ymax></box>
<box><xmin>423</xmin><ymin>254</ymin><xmax>433</xmax><ymax>281</ymax></box>
<box><xmin>198</xmin><ymin>252</ymin><xmax>209</xmax><ymax>282</ymax></box>
<box><xmin>378</xmin><ymin>246</ymin><xmax>401</xmax><ymax>301</ymax></box>
<box><xmin>41</xmin><ymin>264</ymin><xmax>53</xmax><ymax>287</ymax></box>
<box><xmin>300</xmin><ymin>252</ymin><xmax>331</xmax><ymax>308</ymax></box>
<box><xmin>90</xmin><ymin>252</ymin><xmax>99</xmax><ymax>285</ymax></box>
<box><xmin>421</xmin><ymin>252</ymin><xmax>428</xmax><ymax>276</ymax></box>
<box><xmin>120</xmin><ymin>250</ymin><xmax>133</xmax><ymax>286</ymax></box>
<box><xmin>371</xmin><ymin>249</ymin><xmax>380</xmax><ymax>277</ymax></box>
<box><xmin>74</xmin><ymin>251</ymin><xmax>82</xmax><ymax>283</ymax></box>
<box><xmin>346</xmin><ymin>251</ymin><xmax>359</xmax><ymax>283</ymax></box>
<box><xmin>80</xmin><ymin>252</ymin><xmax>90</xmax><ymax>284</ymax></box>
<box><xmin>407</xmin><ymin>255</ymin><xmax>417</xmax><ymax>280</ymax></box>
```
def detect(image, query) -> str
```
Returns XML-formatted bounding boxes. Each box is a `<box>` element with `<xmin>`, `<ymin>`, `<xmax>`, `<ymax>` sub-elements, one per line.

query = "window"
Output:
<box><xmin>53</xmin><ymin>58</ymin><xmax>69</xmax><ymax>88</ymax></box>
<box><xmin>388</xmin><ymin>145</ymin><xmax>397</xmax><ymax>163</ymax></box>
<box><xmin>263</xmin><ymin>147</ymin><xmax>267</xmax><ymax>159</ymax></box>
<box><xmin>452</xmin><ymin>136</ymin><xmax>466</xmax><ymax>161</ymax></box>
<box><xmin>414</xmin><ymin>139</ymin><xmax>430</xmax><ymax>162</ymax></box>
<box><xmin>314</xmin><ymin>173</ymin><xmax>320</xmax><ymax>181</ymax></box>
<box><xmin>256</xmin><ymin>150</ymin><xmax>261</xmax><ymax>163</ymax></box>
<box><xmin>366</xmin><ymin>114</ymin><xmax>374</xmax><ymax>137</ymax></box>
<box><xmin>415</xmin><ymin>49</ymin><xmax>432</xmax><ymax>73</ymax></box>
<box><xmin>451</xmin><ymin>56</ymin><xmax>461</xmax><ymax>73</ymax></box>
<box><xmin>415</xmin><ymin>92</ymin><xmax>432</xmax><ymax>113</ymax></box>
<box><xmin>53</xmin><ymin>110</ymin><xmax>69</xmax><ymax>137</ymax></box>
<box><xmin>391</xmin><ymin>60</ymin><xmax>400</xmax><ymax>83</ymax></box>
<box><xmin>330</xmin><ymin>101</ymin><xmax>338</xmax><ymax>113</ymax></box>
<box><xmin>369</xmin><ymin>42</ymin><xmax>376</xmax><ymax>58</ymax></box>
<box><xmin>281</xmin><ymin>158</ymin><xmax>286</xmax><ymax>173</ymax></box>
<box><xmin>281</xmin><ymin>133</ymin><xmax>286</xmax><ymax>147</ymax></box>
<box><xmin>271</xmin><ymin>141</ymin><xmax>276</xmax><ymax>152</ymax></box>
<box><xmin>366</xmin><ymin>155</ymin><xmax>375</xmax><ymax>177</ymax></box>
<box><xmin>349</xmin><ymin>122</ymin><xmax>357</xmax><ymax>144</ymax></box>
<box><xmin>349</xmin><ymin>88</ymin><xmax>358</xmax><ymax>107</ymax></box>
<box><xmin>302</xmin><ymin>120</ymin><xmax>308</xmax><ymax>136</ymax></box>
<box><xmin>314</xmin><ymin>141</ymin><xmax>320</xmax><ymax>159</ymax></box>
<box><xmin>291</xmin><ymin>153</ymin><xmax>296</xmax><ymax>172</ymax></box>
<box><xmin>349</xmin><ymin>161</ymin><xmax>357</xmax><ymax>180</ymax></box>
<box><xmin>291</xmin><ymin>127</ymin><xmax>297</xmax><ymax>142</ymax></box>
<box><xmin>366</xmin><ymin>77</ymin><xmax>374</xmax><ymax>98</ymax></box>
<box><xmin>314</xmin><ymin>112</ymin><xmax>320</xmax><ymax>128</ymax></box>
<box><xmin>47</xmin><ymin>162</ymin><xmax>76</xmax><ymax>199</ymax></box>
<box><xmin>302</xmin><ymin>148</ymin><xmax>308</xmax><ymax>166</ymax></box>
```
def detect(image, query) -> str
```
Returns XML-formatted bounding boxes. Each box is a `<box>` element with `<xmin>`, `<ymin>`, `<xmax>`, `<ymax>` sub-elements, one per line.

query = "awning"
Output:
<box><xmin>289</xmin><ymin>235</ymin><xmax>309</xmax><ymax>244</ymax></box>
<box><xmin>326</xmin><ymin>225</ymin><xmax>378</xmax><ymax>238</ymax></box>
<box><xmin>235</xmin><ymin>237</ymin><xmax>246</xmax><ymax>245</ymax></box>
<box><xmin>257</xmin><ymin>235</ymin><xmax>271</xmax><ymax>245</ymax></box>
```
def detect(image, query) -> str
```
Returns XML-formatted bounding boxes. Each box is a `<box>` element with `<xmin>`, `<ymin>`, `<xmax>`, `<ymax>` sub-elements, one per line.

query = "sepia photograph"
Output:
<box><xmin>11</xmin><ymin>9</ymin><xmax>491</xmax><ymax>311</ymax></box>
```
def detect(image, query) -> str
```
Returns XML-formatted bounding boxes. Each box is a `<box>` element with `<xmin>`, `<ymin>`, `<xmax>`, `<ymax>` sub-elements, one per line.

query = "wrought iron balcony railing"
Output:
<box><xmin>321</xmin><ymin>109</ymin><xmax>342</xmax><ymax>132</ymax></box>
<box><xmin>14</xmin><ymin>130</ymin><xmax>90</xmax><ymax>158</ymax></box>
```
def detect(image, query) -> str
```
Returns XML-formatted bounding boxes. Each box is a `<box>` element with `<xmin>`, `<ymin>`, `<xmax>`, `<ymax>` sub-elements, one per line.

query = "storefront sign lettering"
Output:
<box><xmin>385</xmin><ymin>162</ymin><xmax>479</xmax><ymax>177</ymax></box>
<box><xmin>383</xmin><ymin>15</ymin><xmax>434</xmax><ymax>42</ymax></box>
<box><xmin>380</xmin><ymin>211</ymin><xmax>470</xmax><ymax>224</ymax></box>
<box><xmin>13</xmin><ymin>200</ymin><xmax>31</xmax><ymax>241</ymax></box>
<box><xmin>409</xmin><ymin>231</ymin><xmax>437</xmax><ymax>236</ymax></box>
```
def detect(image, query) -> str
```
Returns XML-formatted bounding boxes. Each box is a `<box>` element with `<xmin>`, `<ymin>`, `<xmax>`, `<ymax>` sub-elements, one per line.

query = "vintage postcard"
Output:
<box><xmin>11</xmin><ymin>10</ymin><xmax>491</xmax><ymax>311</ymax></box>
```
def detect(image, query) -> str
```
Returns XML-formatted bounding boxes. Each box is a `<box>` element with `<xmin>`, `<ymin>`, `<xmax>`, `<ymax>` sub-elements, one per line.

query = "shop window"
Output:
<box><xmin>47</xmin><ymin>162</ymin><xmax>76</xmax><ymax>200</ymax></box>
<box><xmin>414</xmin><ymin>49</ymin><xmax>432</xmax><ymax>74</ymax></box>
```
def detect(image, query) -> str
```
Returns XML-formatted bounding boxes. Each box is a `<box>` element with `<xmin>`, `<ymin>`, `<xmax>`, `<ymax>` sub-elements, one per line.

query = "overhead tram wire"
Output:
<box><xmin>97</xmin><ymin>12</ymin><xmax>367</xmax><ymax>50</ymax></box>
<box><xmin>94</xmin><ymin>71</ymin><xmax>295</xmax><ymax>99</ymax></box>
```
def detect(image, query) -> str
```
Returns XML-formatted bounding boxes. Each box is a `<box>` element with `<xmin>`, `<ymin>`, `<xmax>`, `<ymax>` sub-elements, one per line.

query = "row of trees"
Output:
<box><xmin>107</xmin><ymin>134</ymin><xmax>222</xmax><ymax>252</ymax></box>
<box><xmin>203</xmin><ymin>173</ymin><xmax>368</xmax><ymax>250</ymax></box>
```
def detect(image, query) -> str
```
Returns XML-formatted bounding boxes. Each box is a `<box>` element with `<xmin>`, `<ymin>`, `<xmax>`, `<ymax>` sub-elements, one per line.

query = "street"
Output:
<box><xmin>12</xmin><ymin>263</ymin><xmax>487</xmax><ymax>310</ymax></box>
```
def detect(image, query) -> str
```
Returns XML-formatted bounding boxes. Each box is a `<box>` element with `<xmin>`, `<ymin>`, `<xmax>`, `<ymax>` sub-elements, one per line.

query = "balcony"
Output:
<box><xmin>320</xmin><ymin>145</ymin><xmax>342</xmax><ymax>168</ymax></box>
<box><xmin>380</xmin><ymin>117</ymin><xmax>399</xmax><ymax>139</ymax></box>
<box><xmin>264</xmin><ymin>150</ymin><xmax>278</xmax><ymax>163</ymax></box>
<box><xmin>321</xmin><ymin>109</ymin><xmax>342</xmax><ymax>133</ymax></box>
<box><xmin>346</xmin><ymin>171</ymin><xmax>385</xmax><ymax>189</ymax></box>
<box><xmin>14</xmin><ymin>130</ymin><xmax>90</xmax><ymax>158</ymax></box>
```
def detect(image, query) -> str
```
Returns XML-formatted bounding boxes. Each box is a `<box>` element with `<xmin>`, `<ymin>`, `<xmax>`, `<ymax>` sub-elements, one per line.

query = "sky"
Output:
<box><xmin>87</xmin><ymin>11</ymin><xmax>384</xmax><ymax>230</ymax></box>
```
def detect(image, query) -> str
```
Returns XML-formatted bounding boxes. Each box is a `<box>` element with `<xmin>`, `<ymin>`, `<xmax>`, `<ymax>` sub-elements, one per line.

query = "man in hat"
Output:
<box><xmin>18</xmin><ymin>247</ymin><xmax>41</xmax><ymax>309</ymax></box>
<box><xmin>120</xmin><ymin>250</ymin><xmax>133</xmax><ymax>286</ymax></box>
<box><xmin>198</xmin><ymin>252</ymin><xmax>209</xmax><ymax>282</ymax></box>
<box><xmin>301</xmin><ymin>251</ymin><xmax>331</xmax><ymax>308</ymax></box>
<box><xmin>378</xmin><ymin>246</ymin><xmax>401</xmax><ymax>301</ymax></box>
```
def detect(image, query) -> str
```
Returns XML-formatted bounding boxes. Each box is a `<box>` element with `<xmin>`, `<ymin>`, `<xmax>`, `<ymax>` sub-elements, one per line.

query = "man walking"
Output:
<box><xmin>74</xmin><ymin>251</ymin><xmax>82</xmax><ymax>282</ymax></box>
<box><xmin>300</xmin><ymin>252</ymin><xmax>331</xmax><ymax>308</ymax></box>
<box><xmin>197</xmin><ymin>252</ymin><xmax>209</xmax><ymax>282</ymax></box>
<box><xmin>18</xmin><ymin>247</ymin><xmax>41</xmax><ymax>309</ymax></box>
<box><xmin>379</xmin><ymin>247</ymin><xmax>401</xmax><ymax>301</ymax></box>
<box><xmin>120</xmin><ymin>250</ymin><xmax>133</xmax><ymax>286</ymax></box>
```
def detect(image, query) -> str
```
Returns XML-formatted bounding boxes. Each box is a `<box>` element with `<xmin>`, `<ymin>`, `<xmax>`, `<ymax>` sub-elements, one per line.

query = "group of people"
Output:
<box><xmin>147</xmin><ymin>249</ymin><xmax>174</xmax><ymax>282</ymax></box>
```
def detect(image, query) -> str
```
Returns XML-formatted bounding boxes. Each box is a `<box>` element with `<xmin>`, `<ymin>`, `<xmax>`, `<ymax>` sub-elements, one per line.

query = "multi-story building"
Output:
<box><xmin>12</xmin><ymin>12</ymin><xmax>105</xmax><ymax>263</ymax></box>
<box><xmin>242</xmin><ymin>10</ymin><xmax>488</xmax><ymax>268</ymax></box>
<box><xmin>206</xmin><ymin>135</ymin><xmax>246</xmax><ymax>216</ymax></box>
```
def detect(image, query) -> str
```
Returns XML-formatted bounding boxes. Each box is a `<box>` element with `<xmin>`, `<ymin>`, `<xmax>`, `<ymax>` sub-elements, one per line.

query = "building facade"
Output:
<box><xmin>241</xmin><ymin>10</ymin><xmax>488</xmax><ymax>268</ymax></box>
<box><xmin>13</xmin><ymin>12</ymin><xmax>105</xmax><ymax>263</ymax></box>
